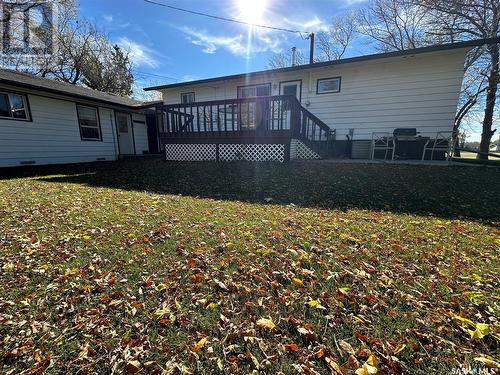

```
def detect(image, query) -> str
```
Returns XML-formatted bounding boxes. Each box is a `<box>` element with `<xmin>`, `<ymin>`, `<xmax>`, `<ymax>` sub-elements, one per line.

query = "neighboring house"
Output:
<box><xmin>145</xmin><ymin>37</ymin><xmax>499</xmax><ymax>162</ymax></box>
<box><xmin>0</xmin><ymin>69</ymin><xmax>159</xmax><ymax>168</ymax></box>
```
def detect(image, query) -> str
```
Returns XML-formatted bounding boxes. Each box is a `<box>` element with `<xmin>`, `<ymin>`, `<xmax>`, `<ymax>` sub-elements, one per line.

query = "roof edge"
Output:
<box><xmin>144</xmin><ymin>37</ymin><xmax>500</xmax><ymax>91</ymax></box>
<box><xmin>0</xmin><ymin>78</ymin><xmax>151</xmax><ymax>109</ymax></box>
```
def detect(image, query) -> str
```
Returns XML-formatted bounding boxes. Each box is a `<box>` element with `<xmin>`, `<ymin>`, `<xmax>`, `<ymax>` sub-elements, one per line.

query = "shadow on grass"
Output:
<box><xmin>2</xmin><ymin>159</ymin><xmax>499</xmax><ymax>222</ymax></box>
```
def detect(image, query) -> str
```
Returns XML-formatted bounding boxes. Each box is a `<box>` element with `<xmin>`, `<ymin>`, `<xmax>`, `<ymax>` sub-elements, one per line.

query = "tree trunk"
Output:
<box><xmin>478</xmin><ymin>43</ymin><xmax>499</xmax><ymax>160</ymax></box>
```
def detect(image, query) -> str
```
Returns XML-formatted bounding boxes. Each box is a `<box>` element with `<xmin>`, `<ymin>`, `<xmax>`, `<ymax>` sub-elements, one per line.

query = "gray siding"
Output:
<box><xmin>0</xmin><ymin>93</ymin><xmax>120</xmax><ymax>167</ymax></box>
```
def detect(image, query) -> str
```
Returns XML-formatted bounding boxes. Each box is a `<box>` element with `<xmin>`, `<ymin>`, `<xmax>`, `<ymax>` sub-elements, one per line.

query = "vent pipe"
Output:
<box><xmin>291</xmin><ymin>47</ymin><xmax>297</xmax><ymax>66</ymax></box>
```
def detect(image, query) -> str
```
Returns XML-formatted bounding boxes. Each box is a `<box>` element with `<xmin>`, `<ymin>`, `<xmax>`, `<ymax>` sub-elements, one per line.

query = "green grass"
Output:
<box><xmin>0</xmin><ymin>160</ymin><xmax>499</xmax><ymax>374</ymax></box>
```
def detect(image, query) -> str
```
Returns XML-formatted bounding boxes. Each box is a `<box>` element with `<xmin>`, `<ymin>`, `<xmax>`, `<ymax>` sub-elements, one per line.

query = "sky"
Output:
<box><xmin>78</xmin><ymin>0</ymin><xmax>369</xmax><ymax>94</ymax></box>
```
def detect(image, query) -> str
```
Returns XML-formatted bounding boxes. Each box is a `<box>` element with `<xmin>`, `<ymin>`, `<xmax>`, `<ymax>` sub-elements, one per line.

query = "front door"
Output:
<box><xmin>279</xmin><ymin>80</ymin><xmax>301</xmax><ymax>129</ymax></box>
<box><xmin>116</xmin><ymin>112</ymin><xmax>134</xmax><ymax>155</ymax></box>
<box><xmin>280</xmin><ymin>80</ymin><xmax>301</xmax><ymax>101</ymax></box>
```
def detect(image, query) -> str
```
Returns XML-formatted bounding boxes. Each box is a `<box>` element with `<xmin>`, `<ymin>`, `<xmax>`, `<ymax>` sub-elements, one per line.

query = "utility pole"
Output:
<box><xmin>308</xmin><ymin>32</ymin><xmax>314</xmax><ymax>64</ymax></box>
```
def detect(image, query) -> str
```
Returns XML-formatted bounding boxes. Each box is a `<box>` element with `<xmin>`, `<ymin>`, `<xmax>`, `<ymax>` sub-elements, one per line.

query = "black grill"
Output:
<box><xmin>393</xmin><ymin>128</ymin><xmax>418</xmax><ymax>137</ymax></box>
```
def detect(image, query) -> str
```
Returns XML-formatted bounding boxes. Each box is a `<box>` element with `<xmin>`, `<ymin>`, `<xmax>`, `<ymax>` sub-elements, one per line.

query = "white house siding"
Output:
<box><xmin>132</xmin><ymin>113</ymin><xmax>149</xmax><ymax>155</ymax></box>
<box><xmin>0</xmin><ymin>92</ymin><xmax>119</xmax><ymax>167</ymax></box>
<box><xmin>160</xmin><ymin>49</ymin><xmax>467</xmax><ymax>141</ymax></box>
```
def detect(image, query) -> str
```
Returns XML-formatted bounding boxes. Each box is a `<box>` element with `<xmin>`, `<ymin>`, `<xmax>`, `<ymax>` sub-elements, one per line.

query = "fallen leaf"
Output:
<box><xmin>339</xmin><ymin>340</ymin><xmax>355</xmax><ymax>356</ymax></box>
<box><xmin>367</xmin><ymin>354</ymin><xmax>379</xmax><ymax>366</ymax></box>
<box><xmin>283</xmin><ymin>343</ymin><xmax>300</xmax><ymax>352</ymax></box>
<box><xmin>325</xmin><ymin>356</ymin><xmax>343</xmax><ymax>374</ymax></box>
<box><xmin>191</xmin><ymin>337</ymin><xmax>207</xmax><ymax>353</ymax></box>
<box><xmin>124</xmin><ymin>360</ymin><xmax>141</xmax><ymax>374</ymax></box>
<box><xmin>469</xmin><ymin>323</ymin><xmax>490</xmax><ymax>340</ymax></box>
<box><xmin>355</xmin><ymin>363</ymin><xmax>378</xmax><ymax>375</ymax></box>
<box><xmin>474</xmin><ymin>357</ymin><xmax>500</xmax><ymax>368</ymax></box>
<box><xmin>2</xmin><ymin>262</ymin><xmax>14</xmax><ymax>272</ymax></box>
<box><xmin>307</xmin><ymin>300</ymin><xmax>320</xmax><ymax>308</ymax></box>
<box><xmin>256</xmin><ymin>318</ymin><xmax>276</xmax><ymax>330</ymax></box>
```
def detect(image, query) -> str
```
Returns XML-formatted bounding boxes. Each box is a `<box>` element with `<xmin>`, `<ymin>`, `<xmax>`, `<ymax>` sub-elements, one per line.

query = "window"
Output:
<box><xmin>237</xmin><ymin>83</ymin><xmax>271</xmax><ymax>98</ymax></box>
<box><xmin>181</xmin><ymin>92</ymin><xmax>195</xmax><ymax>104</ymax></box>
<box><xmin>0</xmin><ymin>92</ymin><xmax>30</xmax><ymax>120</ymax></box>
<box><xmin>77</xmin><ymin>105</ymin><xmax>101</xmax><ymax>141</ymax></box>
<box><xmin>317</xmin><ymin>77</ymin><xmax>341</xmax><ymax>94</ymax></box>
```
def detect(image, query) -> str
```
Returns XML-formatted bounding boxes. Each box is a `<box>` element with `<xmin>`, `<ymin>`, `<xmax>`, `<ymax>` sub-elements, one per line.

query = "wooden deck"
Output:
<box><xmin>155</xmin><ymin>95</ymin><xmax>334</xmax><ymax>159</ymax></box>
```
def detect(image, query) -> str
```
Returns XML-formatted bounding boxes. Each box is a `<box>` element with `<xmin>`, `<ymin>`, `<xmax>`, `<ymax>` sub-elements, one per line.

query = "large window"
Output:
<box><xmin>76</xmin><ymin>105</ymin><xmax>101</xmax><ymax>141</ymax></box>
<box><xmin>237</xmin><ymin>83</ymin><xmax>271</xmax><ymax>98</ymax></box>
<box><xmin>317</xmin><ymin>77</ymin><xmax>341</xmax><ymax>94</ymax></box>
<box><xmin>181</xmin><ymin>92</ymin><xmax>195</xmax><ymax>104</ymax></box>
<box><xmin>0</xmin><ymin>92</ymin><xmax>30</xmax><ymax>120</ymax></box>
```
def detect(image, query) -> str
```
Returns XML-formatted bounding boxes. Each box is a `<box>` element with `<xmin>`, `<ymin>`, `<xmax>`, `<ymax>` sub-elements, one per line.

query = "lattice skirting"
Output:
<box><xmin>290</xmin><ymin>139</ymin><xmax>321</xmax><ymax>160</ymax></box>
<box><xmin>219</xmin><ymin>144</ymin><xmax>285</xmax><ymax>162</ymax></box>
<box><xmin>165</xmin><ymin>144</ymin><xmax>216</xmax><ymax>161</ymax></box>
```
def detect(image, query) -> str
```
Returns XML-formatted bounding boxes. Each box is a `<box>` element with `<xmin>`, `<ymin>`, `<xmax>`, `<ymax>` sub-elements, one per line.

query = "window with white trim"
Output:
<box><xmin>317</xmin><ymin>77</ymin><xmax>341</xmax><ymax>94</ymax></box>
<box><xmin>181</xmin><ymin>92</ymin><xmax>195</xmax><ymax>104</ymax></box>
<box><xmin>0</xmin><ymin>92</ymin><xmax>30</xmax><ymax>120</ymax></box>
<box><xmin>76</xmin><ymin>105</ymin><xmax>101</xmax><ymax>141</ymax></box>
<box><xmin>237</xmin><ymin>84</ymin><xmax>271</xmax><ymax>98</ymax></box>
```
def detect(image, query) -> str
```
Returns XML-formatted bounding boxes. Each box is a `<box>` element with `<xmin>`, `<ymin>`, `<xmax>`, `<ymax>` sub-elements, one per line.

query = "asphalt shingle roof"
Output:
<box><xmin>0</xmin><ymin>68</ymin><xmax>157</xmax><ymax>108</ymax></box>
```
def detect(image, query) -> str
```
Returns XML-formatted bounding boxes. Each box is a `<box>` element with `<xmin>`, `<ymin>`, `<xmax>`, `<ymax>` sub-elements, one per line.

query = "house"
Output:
<box><xmin>0</xmin><ymin>69</ymin><xmax>159</xmax><ymax>168</ymax></box>
<box><xmin>145</xmin><ymin>38</ymin><xmax>499</xmax><ymax>162</ymax></box>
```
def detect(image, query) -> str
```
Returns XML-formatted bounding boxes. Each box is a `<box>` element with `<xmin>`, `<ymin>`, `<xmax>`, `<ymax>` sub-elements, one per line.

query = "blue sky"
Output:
<box><xmin>79</xmin><ymin>0</ymin><xmax>369</xmax><ymax>93</ymax></box>
<box><xmin>78</xmin><ymin>0</ymin><xmax>496</xmax><ymax>142</ymax></box>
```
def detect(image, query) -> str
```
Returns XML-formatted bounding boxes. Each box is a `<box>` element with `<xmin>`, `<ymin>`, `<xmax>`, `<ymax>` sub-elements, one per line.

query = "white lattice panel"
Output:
<box><xmin>290</xmin><ymin>139</ymin><xmax>321</xmax><ymax>160</ymax></box>
<box><xmin>164</xmin><ymin>144</ymin><xmax>216</xmax><ymax>161</ymax></box>
<box><xmin>219</xmin><ymin>144</ymin><xmax>285</xmax><ymax>162</ymax></box>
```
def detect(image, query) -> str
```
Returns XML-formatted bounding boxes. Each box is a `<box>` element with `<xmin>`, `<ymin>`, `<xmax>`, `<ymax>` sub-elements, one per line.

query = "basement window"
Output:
<box><xmin>77</xmin><ymin>105</ymin><xmax>102</xmax><ymax>141</ymax></box>
<box><xmin>317</xmin><ymin>77</ymin><xmax>341</xmax><ymax>94</ymax></box>
<box><xmin>0</xmin><ymin>92</ymin><xmax>30</xmax><ymax>120</ymax></box>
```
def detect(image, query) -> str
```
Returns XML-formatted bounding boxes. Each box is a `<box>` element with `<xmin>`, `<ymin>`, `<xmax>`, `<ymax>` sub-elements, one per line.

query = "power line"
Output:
<box><xmin>143</xmin><ymin>0</ymin><xmax>309</xmax><ymax>35</ymax></box>
<box><xmin>133</xmin><ymin>69</ymin><xmax>180</xmax><ymax>82</ymax></box>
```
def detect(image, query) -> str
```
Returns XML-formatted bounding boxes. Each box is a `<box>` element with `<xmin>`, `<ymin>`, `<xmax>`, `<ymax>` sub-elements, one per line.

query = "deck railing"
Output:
<box><xmin>162</xmin><ymin>95</ymin><xmax>297</xmax><ymax>136</ymax></box>
<box><xmin>158</xmin><ymin>95</ymin><xmax>333</xmax><ymax>157</ymax></box>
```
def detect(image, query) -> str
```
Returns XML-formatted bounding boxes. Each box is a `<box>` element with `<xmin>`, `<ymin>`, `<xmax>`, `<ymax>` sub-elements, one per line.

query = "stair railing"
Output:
<box><xmin>290</xmin><ymin>98</ymin><xmax>332</xmax><ymax>158</ymax></box>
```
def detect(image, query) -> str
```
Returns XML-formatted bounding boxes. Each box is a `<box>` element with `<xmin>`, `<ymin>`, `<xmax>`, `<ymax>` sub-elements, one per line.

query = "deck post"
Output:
<box><xmin>283</xmin><ymin>142</ymin><xmax>291</xmax><ymax>163</ymax></box>
<box><xmin>155</xmin><ymin>104</ymin><xmax>166</xmax><ymax>160</ymax></box>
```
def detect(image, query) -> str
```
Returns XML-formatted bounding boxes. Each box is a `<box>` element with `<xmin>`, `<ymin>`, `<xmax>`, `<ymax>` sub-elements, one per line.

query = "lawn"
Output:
<box><xmin>0</xmin><ymin>160</ymin><xmax>499</xmax><ymax>374</ymax></box>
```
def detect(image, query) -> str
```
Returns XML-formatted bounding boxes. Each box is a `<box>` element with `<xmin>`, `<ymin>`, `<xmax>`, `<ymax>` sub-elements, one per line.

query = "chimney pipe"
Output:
<box><xmin>291</xmin><ymin>46</ymin><xmax>297</xmax><ymax>67</ymax></box>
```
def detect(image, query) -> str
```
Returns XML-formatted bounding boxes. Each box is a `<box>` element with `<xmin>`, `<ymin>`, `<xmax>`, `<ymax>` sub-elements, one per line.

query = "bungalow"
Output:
<box><xmin>0</xmin><ymin>69</ymin><xmax>159</xmax><ymax>168</ymax></box>
<box><xmin>145</xmin><ymin>38</ymin><xmax>499</xmax><ymax>162</ymax></box>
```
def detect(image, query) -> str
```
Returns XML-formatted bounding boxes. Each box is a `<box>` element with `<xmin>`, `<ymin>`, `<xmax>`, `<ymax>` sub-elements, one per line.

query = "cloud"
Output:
<box><xmin>116</xmin><ymin>37</ymin><xmax>160</xmax><ymax>68</ymax></box>
<box><xmin>181</xmin><ymin>74</ymin><xmax>200</xmax><ymax>82</ymax></box>
<box><xmin>282</xmin><ymin>16</ymin><xmax>329</xmax><ymax>33</ymax></box>
<box><xmin>178</xmin><ymin>26</ymin><xmax>284</xmax><ymax>57</ymax></box>
<box><xmin>103</xmin><ymin>14</ymin><xmax>113</xmax><ymax>23</ymax></box>
<box><xmin>179</xmin><ymin>26</ymin><xmax>246</xmax><ymax>55</ymax></box>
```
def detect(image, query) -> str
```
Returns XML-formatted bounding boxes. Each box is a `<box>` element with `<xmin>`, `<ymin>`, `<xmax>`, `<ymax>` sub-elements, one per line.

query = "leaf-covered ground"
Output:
<box><xmin>0</xmin><ymin>160</ymin><xmax>499</xmax><ymax>374</ymax></box>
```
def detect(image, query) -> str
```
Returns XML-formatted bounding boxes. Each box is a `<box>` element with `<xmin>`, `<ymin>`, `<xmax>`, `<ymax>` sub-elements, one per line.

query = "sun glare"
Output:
<box><xmin>236</xmin><ymin>0</ymin><xmax>268</xmax><ymax>25</ymax></box>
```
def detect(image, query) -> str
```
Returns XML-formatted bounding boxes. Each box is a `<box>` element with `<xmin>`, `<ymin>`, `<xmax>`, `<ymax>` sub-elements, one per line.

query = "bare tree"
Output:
<box><xmin>268</xmin><ymin>49</ymin><xmax>306</xmax><ymax>69</ymax></box>
<box><xmin>419</xmin><ymin>0</ymin><xmax>500</xmax><ymax>159</ymax></box>
<box><xmin>1</xmin><ymin>0</ymin><xmax>134</xmax><ymax>96</ymax></box>
<box><xmin>358</xmin><ymin>0</ymin><xmax>430</xmax><ymax>51</ymax></box>
<box><xmin>316</xmin><ymin>11</ymin><xmax>359</xmax><ymax>61</ymax></box>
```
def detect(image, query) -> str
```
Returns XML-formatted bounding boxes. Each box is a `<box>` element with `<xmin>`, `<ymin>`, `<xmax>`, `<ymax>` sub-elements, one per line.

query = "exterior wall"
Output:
<box><xmin>0</xmin><ymin>88</ymin><xmax>148</xmax><ymax>168</ymax></box>
<box><xmin>160</xmin><ymin>49</ymin><xmax>467</xmax><ymax>141</ymax></box>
